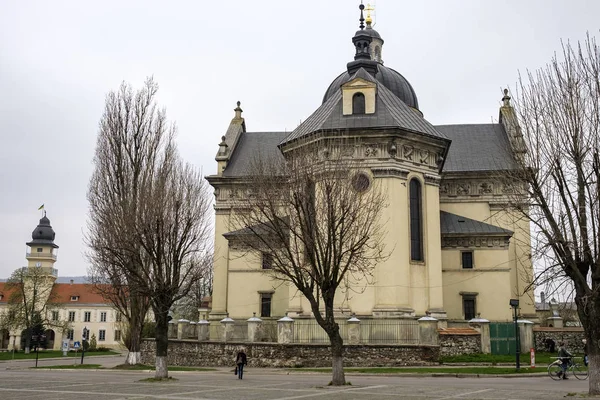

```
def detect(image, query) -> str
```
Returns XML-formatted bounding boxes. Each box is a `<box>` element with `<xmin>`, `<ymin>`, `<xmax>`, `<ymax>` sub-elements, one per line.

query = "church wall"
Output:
<box><xmin>488</xmin><ymin>207</ymin><xmax>536</xmax><ymax>319</ymax></box>
<box><xmin>442</xmin><ymin>269</ymin><xmax>513</xmax><ymax>321</ymax></box>
<box><xmin>373</xmin><ymin>173</ymin><xmax>411</xmax><ymax>315</ymax></box>
<box><xmin>210</xmin><ymin>210</ymin><xmax>231</xmax><ymax>319</ymax></box>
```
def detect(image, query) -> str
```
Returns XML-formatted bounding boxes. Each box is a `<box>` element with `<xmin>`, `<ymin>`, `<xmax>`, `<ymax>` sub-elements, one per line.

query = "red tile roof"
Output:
<box><xmin>50</xmin><ymin>283</ymin><xmax>111</xmax><ymax>304</ymax></box>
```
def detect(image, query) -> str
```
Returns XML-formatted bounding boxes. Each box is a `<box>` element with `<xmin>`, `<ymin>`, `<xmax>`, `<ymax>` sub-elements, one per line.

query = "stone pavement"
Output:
<box><xmin>0</xmin><ymin>357</ymin><xmax>591</xmax><ymax>400</ymax></box>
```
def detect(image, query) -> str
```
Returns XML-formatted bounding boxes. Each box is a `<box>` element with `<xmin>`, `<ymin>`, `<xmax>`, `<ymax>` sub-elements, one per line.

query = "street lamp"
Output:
<box><xmin>509</xmin><ymin>299</ymin><xmax>520</xmax><ymax>370</ymax></box>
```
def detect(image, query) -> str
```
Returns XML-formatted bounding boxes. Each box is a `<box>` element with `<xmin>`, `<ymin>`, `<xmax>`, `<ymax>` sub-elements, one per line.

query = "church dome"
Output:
<box><xmin>322</xmin><ymin>64</ymin><xmax>419</xmax><ymax>109</ymax></box>
<box><xmin>26</xmin><ymin>214</ymin><xmax>58</xmax><ymax>248</ymax></box>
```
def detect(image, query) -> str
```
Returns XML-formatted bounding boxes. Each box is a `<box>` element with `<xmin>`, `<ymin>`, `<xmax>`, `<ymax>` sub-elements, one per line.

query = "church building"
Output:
<box><xmin>207</xmin><ymin>5</ymin><xmax>536</xmax><ymax>328</ymax></box>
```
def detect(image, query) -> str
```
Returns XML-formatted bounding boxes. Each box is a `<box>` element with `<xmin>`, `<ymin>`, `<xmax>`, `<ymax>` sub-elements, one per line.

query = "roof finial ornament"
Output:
<box><xmin>365</xmin><ymin>3</ymin><xmax>374</xmax><ymax>27</ymax></box>
<box><xmin>234</xmin><ymin>101</ymin><xmax>243</xmax><ymax>119</ymax></box>
<box><xmin>502</xmin><ymin>88</ymin><xmax>511</xmax><ymax>107</ymax></box>
<box><xmin>359</xmin><ymin>2</ymin><xmax>365</xmax><ymax>30</ymax></box>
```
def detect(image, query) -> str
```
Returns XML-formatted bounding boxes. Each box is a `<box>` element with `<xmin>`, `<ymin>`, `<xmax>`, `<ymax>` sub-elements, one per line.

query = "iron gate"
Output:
<box><xmin>489</xmin><ymin>322</ymin><xmax>517</xmax><ymax>355</ymax></box>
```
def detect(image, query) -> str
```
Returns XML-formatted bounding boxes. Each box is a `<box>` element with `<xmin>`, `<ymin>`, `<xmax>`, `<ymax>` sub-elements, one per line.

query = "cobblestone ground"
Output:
<box><xmin>0</xmin><ymin>368</ymin><xmax>591</xmax><ymax>400</ymax></box>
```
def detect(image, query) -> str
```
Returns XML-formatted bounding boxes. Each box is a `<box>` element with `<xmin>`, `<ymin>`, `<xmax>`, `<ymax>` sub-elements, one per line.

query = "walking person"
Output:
<box><xmin>583</xmin><ymin>338</ymin><xmax>589</xmax><ymax>367</ymax></box>
<box><xmin>235</xmin><ymin>348</ymin><xmax>247</xmax><ymax>380</ymax></box>
<box><xmin>557</xmin><ymin>341</ymin><xmax>573</xmax><ymax>380</ymax></box>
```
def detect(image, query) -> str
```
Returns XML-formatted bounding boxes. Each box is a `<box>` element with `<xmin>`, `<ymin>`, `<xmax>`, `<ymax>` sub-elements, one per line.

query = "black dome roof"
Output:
<box><xmin>322</xmin><ymin>64</ymin><xmax>419</xmax><ymax>109</ymax></box>
<box><xmin>26</xmin><ymin>214</ymin><xmax>58</xmax><ymax>248</ymax></box>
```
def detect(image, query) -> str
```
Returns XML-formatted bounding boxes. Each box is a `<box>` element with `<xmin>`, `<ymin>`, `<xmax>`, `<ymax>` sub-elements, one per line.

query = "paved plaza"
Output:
<box><xmin>0</xmin><ymin>357</ymin><xmax>591</xmax><ymax>400</ymax></box>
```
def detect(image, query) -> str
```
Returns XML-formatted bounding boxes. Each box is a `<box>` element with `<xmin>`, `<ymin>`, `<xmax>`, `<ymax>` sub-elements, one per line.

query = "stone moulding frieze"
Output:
<box><xmin>371</xmin><ymin>167</ymin><xmax>409</xmax><ymax>179</ymax></box>
<box><xmin>441</xmin><ymin>236</ymin><xmax>511</xmax><ymax>249</ymax></box>
<box><xmin>424</xmin><ymin>174</ymin><xmax>441</xmax><ymax>187</ymax></box>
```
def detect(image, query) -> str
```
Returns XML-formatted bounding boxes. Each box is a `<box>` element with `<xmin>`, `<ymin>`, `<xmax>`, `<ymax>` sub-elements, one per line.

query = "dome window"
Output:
<box><xmin>352</xmin><ymin>92</ymin><xmax>366</xmax><ymax>114</ymax></box>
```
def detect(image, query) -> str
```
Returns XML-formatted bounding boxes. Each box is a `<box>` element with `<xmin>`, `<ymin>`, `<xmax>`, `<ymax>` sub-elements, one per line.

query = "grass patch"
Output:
<box><xmin>114</xmin><ymin>364</ymin><xmax>215</xmax><ymax>372</ymax></box>
<box><xmin>293</xmin><ymin>367</ymin><xmax>542</xmax><ymax>375</ymax></box>
<box><xmin>139</xmin><ymin>377</ymin><xmax>178</xmax><ymax>382</ymax></box>
<box><xmin>31</xmin><ymin>364</ymin><xmax>103</xmax><ymax>369</ymax></box>
<box><xmin>0</xmin><ymin>350</ymin><xmax>119</xmax><ymax>361</ymax></box>
<box><xmin>440</xmin><ymin>352</ymin><xmax>561</xmax><ymax>365</ymax></box>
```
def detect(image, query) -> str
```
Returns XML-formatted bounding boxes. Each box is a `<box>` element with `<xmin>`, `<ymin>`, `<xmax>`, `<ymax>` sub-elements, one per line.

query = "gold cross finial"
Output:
<box><xmin>365</xmin><ymin>3</ymin><xmax>375</xmax><ymax>26</ymax></box>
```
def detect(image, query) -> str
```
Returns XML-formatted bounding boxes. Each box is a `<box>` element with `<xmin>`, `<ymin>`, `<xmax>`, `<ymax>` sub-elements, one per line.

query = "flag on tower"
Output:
<box><xmin>38</xmin><ymin>204</ymin><xmax>44</xmax><ymax>210</ymax></box>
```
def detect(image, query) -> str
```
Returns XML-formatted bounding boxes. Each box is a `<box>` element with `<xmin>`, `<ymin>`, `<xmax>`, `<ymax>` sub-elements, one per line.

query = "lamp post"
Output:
<box><xmin>510</xmin><ymin>298</ymin><xmax>520</xmax><ymax>370</ymax></box>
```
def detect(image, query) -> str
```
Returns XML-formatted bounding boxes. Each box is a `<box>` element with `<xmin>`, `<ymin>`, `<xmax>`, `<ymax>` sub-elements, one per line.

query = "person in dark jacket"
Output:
<box><xmin>235</xmin><ymin>349</ymin><xmax>247</xmax><ymax>379</ymax></box>
<box><xmin>557</xmin><ymin>342</ymin><xmax>573</xmax><ymax>379</ymax></box>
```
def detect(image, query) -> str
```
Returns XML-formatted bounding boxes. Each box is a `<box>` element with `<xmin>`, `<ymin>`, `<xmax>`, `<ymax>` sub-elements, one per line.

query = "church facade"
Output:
<box><xmin>206</xmin><ymin>9</ymin><xmax>536</xmax><ymax>328</ymax></box>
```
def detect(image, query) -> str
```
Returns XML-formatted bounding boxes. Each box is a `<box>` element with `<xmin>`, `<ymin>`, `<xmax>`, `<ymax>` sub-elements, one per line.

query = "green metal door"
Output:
<box><xmin>490</xmin><ymin>322</ymin><xmax>517</xmax><ymax>355</ymax></box>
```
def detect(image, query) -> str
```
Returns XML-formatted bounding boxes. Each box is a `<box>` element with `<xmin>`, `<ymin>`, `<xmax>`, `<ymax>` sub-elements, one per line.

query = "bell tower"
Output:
<box><xmin>25</xmin><ymin>212</ymin><xmax>59</xmax><ymax>282</ymax></box>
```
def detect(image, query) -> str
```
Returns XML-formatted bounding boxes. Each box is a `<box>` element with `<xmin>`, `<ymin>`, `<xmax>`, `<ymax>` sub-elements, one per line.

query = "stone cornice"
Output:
<box><xmin>441</xmin><ymin>236</ymin><xmax>511</xmax><ymax>249</ymax></box>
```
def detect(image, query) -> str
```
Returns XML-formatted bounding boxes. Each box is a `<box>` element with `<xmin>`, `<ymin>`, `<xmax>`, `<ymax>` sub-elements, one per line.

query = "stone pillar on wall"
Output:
<box><xmin>418</xmin><ymin>315</ymin><xmax>438</xmax><ymax>345</ymax></box>
<box><xmin>197</xmin><ymin>320</ymin><xmax>210</xmax><ymax>341</ymax></box>
<box><xmin>547</xmin><ymin>316</ymin><xmax>563</xmax><ymax>328</ymax></box>
<box><xmin>168</xmin><ymin>320</ymin><xmax>177</xmax><ymax>338</ymax></box>
<box><xmin>468</xmin><ymin>316</ymin><xmax>491</xmax><ymax>354</ymax></box>
<box><xmin>518</xmin><ymin>319</ymin><xmax>534</xmax><ymax>354</ymax></box>
<box><xmin>177</xmin><ymin>319</ymin><xmax>190</xmax><ymax>340</ymax></box>
<box><xmin>220</xmin><ymin>316</ymin><xmax>235</xmax><ymax>342</ymax></box>
<box><xmin>347</xmin><ymin>315</ymin><xmax>361</xmax><ymax>345</ymax></box>
<box><xmin>277</xmin><ymin>314</ymin><xmax>294</xmax><ymax>344</ymax></box>
<box><xmin>247</xmin><ymin>313</ymin><xmax>263</xmax><ymax>342</ymax></box>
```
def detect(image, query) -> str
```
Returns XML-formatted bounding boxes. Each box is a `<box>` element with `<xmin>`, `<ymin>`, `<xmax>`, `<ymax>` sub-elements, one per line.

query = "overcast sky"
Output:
<box><xmin>1</xmin><ymin>0</ymin><xmax>598</xmax><ymax>280</ymax></box>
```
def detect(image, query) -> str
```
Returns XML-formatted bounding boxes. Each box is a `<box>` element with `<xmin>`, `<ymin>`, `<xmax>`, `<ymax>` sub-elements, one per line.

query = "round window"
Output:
<box><xmin>352</xmin><ymin>172</ymin><xmax>371</xmax><ymax>193</ymax></box>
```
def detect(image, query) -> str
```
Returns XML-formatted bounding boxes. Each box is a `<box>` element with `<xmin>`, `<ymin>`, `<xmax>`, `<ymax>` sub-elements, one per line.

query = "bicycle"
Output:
<box><xmin>548</xmin><ymin>357</ymin><xmax>588</xmax><ymax>380</ymax></box>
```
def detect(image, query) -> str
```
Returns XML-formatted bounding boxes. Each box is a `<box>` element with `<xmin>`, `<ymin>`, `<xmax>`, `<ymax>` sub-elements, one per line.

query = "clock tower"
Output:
<box><xmin>25</xmin><ymin>212</ymin><xmax>59</xmax><ymax>283</ymax></box>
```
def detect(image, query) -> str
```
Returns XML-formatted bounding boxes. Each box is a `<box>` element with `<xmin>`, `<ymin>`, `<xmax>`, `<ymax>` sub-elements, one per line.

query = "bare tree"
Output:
<box><xmin>229</xmin><ymin>141</ymin><xmax>388</xmax><ymax>385</ymax></box>
<box><xmin>0</xmin><ymin>267</ymin><xmax>69</xmax><ymax>353</ymax></box>
<box><xmin>506</xmin><ymin>34</ymin><xmax>600</xmax><ymax>394</ymax></box>
<box><xmin>173</xmin><ymin>266</ymin><xmax>213</xmax><ymax>321</ymax></box>
<box><xmin>130</xmin><ymin>146</ymin><xmax>213</xmax><ymax>379</ymax></box>
<box><xmin>86</xmin><ymin>78</ymin><xmax>164</xmax><ymax>364</ymax></box>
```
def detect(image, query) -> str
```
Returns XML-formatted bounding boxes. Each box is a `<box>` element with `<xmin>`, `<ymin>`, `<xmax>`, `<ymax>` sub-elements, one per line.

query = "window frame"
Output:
<box><xmin>461</xmin><ymin>293</ymin><xmax>477</xmax><ymax>320</ymax></box>
<box><xmin>409</xmin><ymin>178</ymin><xmax>424</xmax><ymax>262</ymax></box>
<box><xmin>461</xmin><ymin>250</ymin><xmax>474</xmax><ymax>269</ymax></box>
<box><xmin>99</xmin><ymin>330</ymin><xmax>106</xmax><ymax>341</ymax></box>
<box><xmin>352</xmin><ymin>92</ymin><xmax>366</xmax><ymax>114</ymax></box>
<box><xmin>51</xmin><ymin>311</ymin><xmax>59</xmax><ymax>321</ymax></box>
<box><xmin>260</xmin><ymin>293</ymin><xmax>273</xmax><ymax>318</ymax></box>
<box><xmin>100</xmin><ymin>312</ymin><xmax>107</xmax><ymax>322</ymax></box>
<box><xmin>114</xmin><ymin>330</ymin><xmax>122</xmax><ymax>341</ymax></box>
<box><xmin>261</xmin><ymin>252</ymin><xmax>273</xmax><ymax>270</ymax></box>
<box><xmin>68</xmin><ymin>311</ymin><xmax>75</xmax><ymax>322</ymax></box>
<box><xmin>67</xmin><ymin>329</ymin><xmax>74</xmax><ymax>340</ymax></box>
<box><xmin>84</xmin><ymin>311</ymin><xmax>91</xmax><ymax>322</ymax></box>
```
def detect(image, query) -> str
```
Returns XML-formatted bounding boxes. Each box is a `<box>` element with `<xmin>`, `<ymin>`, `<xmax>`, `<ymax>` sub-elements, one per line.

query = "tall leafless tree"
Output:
<box><xmin>87</xmin><ymin>78</ymin><xmax>166</xmax><ymax>364</ymax></box>
<box><xmin>131</xmin><ymin>144</ymin><xmax>213</xmax><ymax>379</ymax></box>
<box><xmin>506</xmin><ymin>34</ymin><xmax>600</xmax><ymax>394</ymax></box>
<box><xmin>87</xmin><ymin>78</ymin><xmax>213</xmax><ymax>378</ymax></box>
<box><xmin>229</xmin><ymin>141</ymin><xmax>388</xmax><ymax>385</ymax></box>
<box><xmin>0</xmin><ymin>267</ymin><xmax>69</xmax><ymax>353</ymax></box>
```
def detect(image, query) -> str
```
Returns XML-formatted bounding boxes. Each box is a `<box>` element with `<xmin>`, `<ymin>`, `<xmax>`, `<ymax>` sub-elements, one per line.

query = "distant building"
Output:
<box><xmin>0</xmin><ymin>214</ymin><xmax>123</xmax><ymax>350</ymax></box>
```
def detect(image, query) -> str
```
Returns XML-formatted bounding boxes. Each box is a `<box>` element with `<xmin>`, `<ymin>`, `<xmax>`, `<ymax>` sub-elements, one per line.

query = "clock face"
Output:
<box><xmin>35</xmin><ymin>262</ymin><xmax>42</xmax><ymax>267</ymax></box>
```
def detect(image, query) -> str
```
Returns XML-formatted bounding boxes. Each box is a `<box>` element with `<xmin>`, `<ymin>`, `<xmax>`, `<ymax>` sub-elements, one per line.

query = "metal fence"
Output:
<box><xmin>293</xmin><ymin>318</ymin><xmax>419</xmax><ymax>344</ymax></box>
<box><xmin>208</xmin><ymin>318</ymin><xmax>420</xmax><ymax>344</ymax></box>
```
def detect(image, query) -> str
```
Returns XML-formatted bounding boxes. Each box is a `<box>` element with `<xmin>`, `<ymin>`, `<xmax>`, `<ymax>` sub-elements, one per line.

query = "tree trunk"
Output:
<box><xmin>589</xmin><ymin>353</ymin><xmax>600</xmax><ymax>394</ymax></box>
<box><xmin>125</xmin><ymin>298</ymin><xmax>144</xmax><ymax>365</ymax></box>
<box><xmin>154</xmin><ymin>312</ymin><xmax>169</xmax><ymax>379</ymax></box>
<box><xmin>329</xmin><ymin>328</ymin><xmax>346</xmax><ymax>385</ymax></box>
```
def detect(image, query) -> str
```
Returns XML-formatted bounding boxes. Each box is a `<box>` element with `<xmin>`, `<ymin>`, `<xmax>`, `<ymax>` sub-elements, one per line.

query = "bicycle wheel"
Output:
<box><xmin>572</xmin><ymin>363</ymin><xmax>589</xmax><ymax>380</ymax></box>
<box><xmin>548</xmin><ymin>364</ymin><xmax>563</xmax><ymax>380</ymax></box>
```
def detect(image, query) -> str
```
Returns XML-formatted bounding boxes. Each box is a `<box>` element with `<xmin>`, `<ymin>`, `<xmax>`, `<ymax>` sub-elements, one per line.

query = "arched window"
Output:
<box><xmin>409</xmin><ymin>179</ymin><xmax>423</xmax><ymax>261</ymax></box>
<box><xmin>352</xmin><ymin>92</ymin><xmax>366</xmax><ymax>114</ymax></box>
